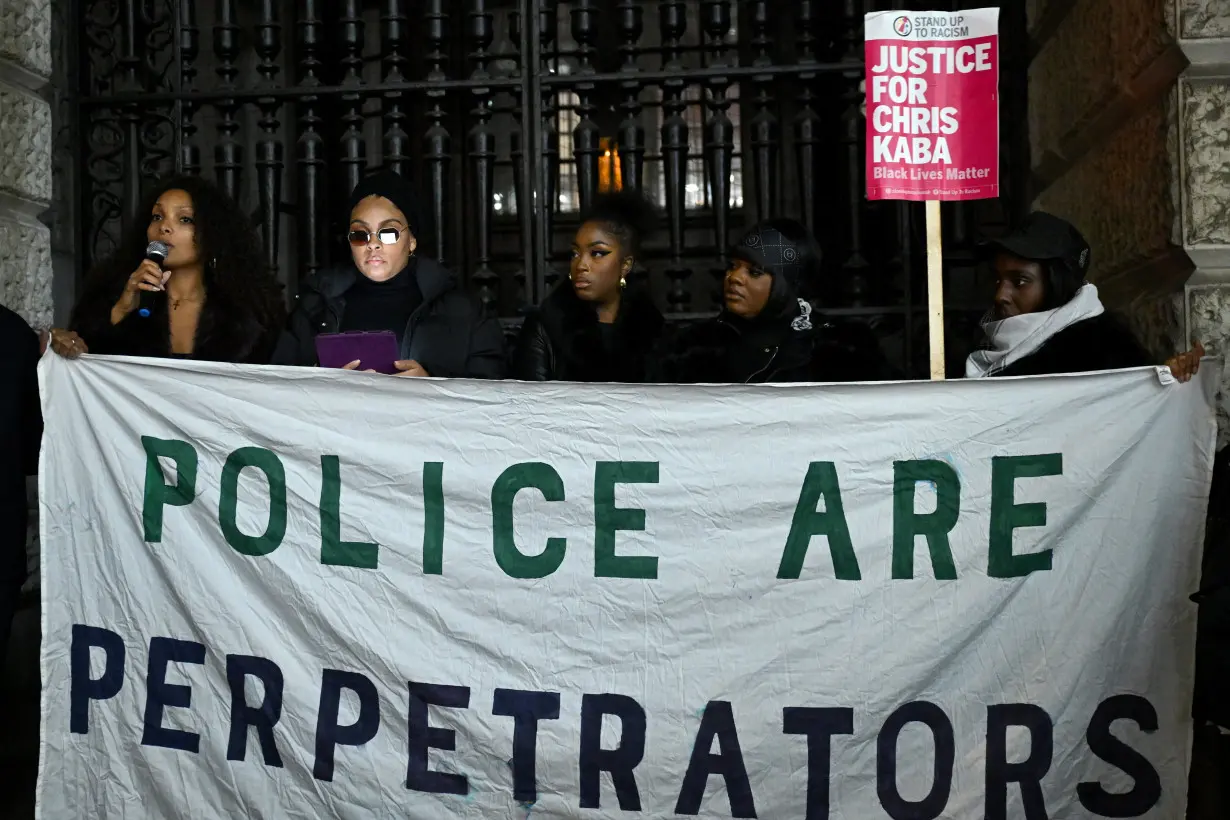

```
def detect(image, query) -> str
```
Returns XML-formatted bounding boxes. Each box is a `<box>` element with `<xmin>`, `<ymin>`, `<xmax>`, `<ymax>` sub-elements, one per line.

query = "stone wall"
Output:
<box><xmin>0</xmin><ymin>0</ymin><xmax>53</xmax><ymax>329</ymax></box>
<box><xmin>1028</xmin><ymin>0</ymin><xmax>1230</xmax><ymax>441</ymax></box>
<box><xmin>1176</xmin><ymin>1</ymin><xmax>1230</xmax><ymax>443</ymax></box>
<box><xmin>1027</xmin><ymin>0</ymin><xmax>1189</xmax><ymax>362</ymax></box>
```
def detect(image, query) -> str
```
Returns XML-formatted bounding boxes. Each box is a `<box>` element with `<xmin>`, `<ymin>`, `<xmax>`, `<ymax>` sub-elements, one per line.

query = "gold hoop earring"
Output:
<box><xmin>620</xmin><ymin>275</ymin><xmax>627</xmax><ymax>288</ymax></box>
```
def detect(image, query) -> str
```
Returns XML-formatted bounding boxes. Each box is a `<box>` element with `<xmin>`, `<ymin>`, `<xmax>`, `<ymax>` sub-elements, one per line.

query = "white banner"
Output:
<box><xmin>37</xmin><ymin>355</ymin><xmax>1218</xmax><ymax>819</ymax></box>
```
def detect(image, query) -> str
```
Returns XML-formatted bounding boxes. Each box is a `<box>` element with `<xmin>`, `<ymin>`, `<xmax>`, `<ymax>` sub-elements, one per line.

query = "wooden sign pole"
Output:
<box><xmin>925</xmin><ymin>200</ymin><xmax>946</xmax><ymax>380</ymax></box>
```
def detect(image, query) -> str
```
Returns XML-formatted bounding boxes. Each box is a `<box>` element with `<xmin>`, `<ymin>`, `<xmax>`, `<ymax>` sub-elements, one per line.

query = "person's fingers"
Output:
<box><xmin>1167</xmin><ymin>352</ymin><xmax>1196</xmax><ymax>382</ymax></box>
<box><xmin>51</xmin><ymin>330</ymin><xmax>86</xmax><ymax>359</ymax></box>
<box><xmin>342</xmin><ymin>360</ymin><xmax>361</xmax><ymax>371</ymax></box>
<box><xmin>393</xmin><ymin>359</ymin><xmax>429</xmax><ymax>377</ymax></box>
<box><xmin>130</xmin><ymin>261</ymin><xmax>163</xmax><ymax>289</ymax></box>
<box><xmin>130</xmin><ymin>264</ymin><xmax>165</xmax><ymax>290</ymax></box>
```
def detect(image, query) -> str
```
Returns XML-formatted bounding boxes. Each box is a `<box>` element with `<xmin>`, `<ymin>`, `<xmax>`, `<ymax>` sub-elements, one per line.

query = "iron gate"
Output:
<box><xmin>70</xmin><ymin>0</ymin><xmax>1029</xmax><ymax>376</ymax></box>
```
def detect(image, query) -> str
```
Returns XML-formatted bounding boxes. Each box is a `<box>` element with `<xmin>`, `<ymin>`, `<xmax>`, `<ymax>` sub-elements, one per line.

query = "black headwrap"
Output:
<box><xmin>348</xmin><ymin>170</ymin><xmax>423</xmax><ymax>238</ymax></box>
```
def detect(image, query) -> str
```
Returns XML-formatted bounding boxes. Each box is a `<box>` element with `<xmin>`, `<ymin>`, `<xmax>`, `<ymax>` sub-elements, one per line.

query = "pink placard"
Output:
<box><xmin>865</xmin><ymin>9</ymin><xmax>1000</xmax><ymax>202</ymax></box>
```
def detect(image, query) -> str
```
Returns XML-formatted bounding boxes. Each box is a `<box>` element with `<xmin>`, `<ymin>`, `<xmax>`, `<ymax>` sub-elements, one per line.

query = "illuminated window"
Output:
<box><xmin>556</xmin><ymin>87</ymin><xmax>744</xmax><ymax>213</ymax></box>
<box><xmin>599</xmin><ymin>137</ymin><xmax>622</xmax><ymax>192</ymax></box>
<box><xmin>556</xmin><ymin>91</ymin><xmax>581</xmax><ymax>213</ymax></box>
<box><xmin>674</xmin><ymin>85</ymin><xmax>744</xmax><ymax>211</ymax></box>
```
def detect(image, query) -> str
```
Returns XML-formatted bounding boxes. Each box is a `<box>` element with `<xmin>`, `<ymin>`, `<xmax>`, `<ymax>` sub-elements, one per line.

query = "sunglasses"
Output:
<box><xmin>347</xmin><ymin>227</ymin><xmax>403</xmax><ymax>246</ymax></box>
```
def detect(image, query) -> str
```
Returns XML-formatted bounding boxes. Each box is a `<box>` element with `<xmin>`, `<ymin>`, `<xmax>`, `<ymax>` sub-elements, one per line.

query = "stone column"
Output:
<box><xmin>0</xmin><ymin>0</ymin><xmax>53</xmax><ymax>329</ymax></box>
<box><xmin>1177</xmin><ymin>1</ymin><xmax>1230</xmax><ymax>443</ymax></box>
<box><xmin>1026</xmin><ymin>0</ymin><xmax>1191</xmax><ymax>361</ymax></box>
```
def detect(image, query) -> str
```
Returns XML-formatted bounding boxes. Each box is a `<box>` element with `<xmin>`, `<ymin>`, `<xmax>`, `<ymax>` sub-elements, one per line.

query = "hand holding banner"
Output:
<box><xmin>37</xmin><ymin>356</ymin><xmax>1216</xmax><ymax>819</ymax></box>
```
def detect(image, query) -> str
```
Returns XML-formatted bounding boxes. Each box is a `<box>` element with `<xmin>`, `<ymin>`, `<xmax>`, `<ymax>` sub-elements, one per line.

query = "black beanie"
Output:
<box><xmin>731</xmin><ymin>222</ymin><xmax>815</xmax><ymax>293</ymax></box>
<box><xmin>348</xmin><ymin>170</ymin><xmax>423</xmax><ymax>238</ymax></box>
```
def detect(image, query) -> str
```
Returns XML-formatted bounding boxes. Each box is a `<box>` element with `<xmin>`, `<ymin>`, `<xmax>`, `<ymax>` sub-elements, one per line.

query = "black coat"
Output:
<box><xmin>0</xmin><ymin>306</ymin><xmax>40</xmax><ymax>600</ymax></box>
<box><xmin>512</xmin><ymin>284</ymin><xmax>665</xmax><ymax>382</ymax></box>
<box><xmin>991</xmin><ymin>314</ymin><xmax>1150</xmax><ymax>377</ymax></box>
<box><xmin>1194</xmin><ymin>447</ymin><xmax>1230</xmax><ymax>728</ymax></box>
<box><xmin>70</xmin><ymin>273</ymin><xmax>279</xmax><ymax>364</ymax></box>
<box><xmin>654</xmin><ymin>303</ymin><xmax>895</xmax><ymax>384</ymax></box>
<box><xmin>272</xmin><ymin>257</ymin><xmax>506</xmax><ymax>379</ymax></box>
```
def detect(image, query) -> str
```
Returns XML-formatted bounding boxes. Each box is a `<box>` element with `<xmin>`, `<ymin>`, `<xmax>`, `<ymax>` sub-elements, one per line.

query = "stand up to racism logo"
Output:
<box><xmin>865</xmin><ymin>8</ymin><xmax>1000</xmax><ymax>200</ymax></box>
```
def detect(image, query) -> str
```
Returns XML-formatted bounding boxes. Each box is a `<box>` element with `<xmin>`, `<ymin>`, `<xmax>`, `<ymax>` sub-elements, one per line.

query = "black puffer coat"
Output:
<box><xmin>272</xmin><ymin>256</ymin><xmax>506</xmax><ymax>379</ymax></box>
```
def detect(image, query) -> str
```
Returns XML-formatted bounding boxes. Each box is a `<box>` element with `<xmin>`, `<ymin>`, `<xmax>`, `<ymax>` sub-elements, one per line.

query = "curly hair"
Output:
<box><xmin>579</xmin><ymin>189</ymin><xmax>658</xmax><ymax>263</ymax></box>
<box><xmin>87</xmin><ymin>175</ymin><xmax>282</xmax><ymax>322</ymax></box>
<box><xmin>71</xmin><ymin>175</ymin><xmax>285</xmax><ymax>361</ymax></box>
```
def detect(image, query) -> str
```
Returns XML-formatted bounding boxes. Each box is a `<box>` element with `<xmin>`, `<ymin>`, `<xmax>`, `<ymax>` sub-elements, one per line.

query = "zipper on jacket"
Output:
<box><xmin>745</xmin><ymin>346</ymin><xmax>779</xmax><ymax>384</ymax></box>
<box><xmin>401</xmin><ymin>298</ymin><xmax>434</xmax><ymax>360</ymax></box>
<box><xmin>716</xmin><ymin>316</ymin><xmax>779</xmax><ymax>384</ymax></box>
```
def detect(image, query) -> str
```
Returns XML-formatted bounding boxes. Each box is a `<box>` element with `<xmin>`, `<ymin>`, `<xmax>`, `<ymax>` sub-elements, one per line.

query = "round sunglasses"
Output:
<box><xmin>347</xmin><ymin>227</ymin><xmax>403</xmax><ymax>246</ymax></box>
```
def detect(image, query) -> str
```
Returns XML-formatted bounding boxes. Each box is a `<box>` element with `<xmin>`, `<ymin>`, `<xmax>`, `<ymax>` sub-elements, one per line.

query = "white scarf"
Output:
<box><xmin>965</xmin><ymin>283</ymin><xmax>1105</xmax><ymax>378</ymax></box>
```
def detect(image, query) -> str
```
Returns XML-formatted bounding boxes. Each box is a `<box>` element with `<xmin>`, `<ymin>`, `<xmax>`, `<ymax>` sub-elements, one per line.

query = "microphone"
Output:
<box><xmin>137</xmin><ymin>241</ymin><xmax>170</xmax><ymax>318</ymax></box>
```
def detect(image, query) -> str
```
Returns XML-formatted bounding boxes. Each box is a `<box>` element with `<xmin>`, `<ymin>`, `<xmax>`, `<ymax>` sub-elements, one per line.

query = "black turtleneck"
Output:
<box><xmin>339</xmin><ymin>265</ymin><xmax>423</xmax><ymax>345</ymax></box>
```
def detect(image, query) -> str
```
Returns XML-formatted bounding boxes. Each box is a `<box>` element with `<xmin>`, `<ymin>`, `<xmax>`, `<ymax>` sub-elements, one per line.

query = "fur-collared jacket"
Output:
<box><xmin>512</xmin><ymin>283</ymin><xmax>665</xmax><ymax>383</ymax></box>
<box><xmin>70</xmin><ymin>272</ymin><xmax>280</xmax><ymax>364</ymax></box>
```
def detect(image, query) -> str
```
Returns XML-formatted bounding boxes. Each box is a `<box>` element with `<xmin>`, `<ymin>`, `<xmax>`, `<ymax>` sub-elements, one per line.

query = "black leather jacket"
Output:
<box><xmin>513</xmin><ymin>283</ymin><xmax>664</xmax><ymax>383</ymax></box>
<box><xmin>653</xmin><ymin>300</ymin><xmax>895</xmax><ymax>384</ymax></box>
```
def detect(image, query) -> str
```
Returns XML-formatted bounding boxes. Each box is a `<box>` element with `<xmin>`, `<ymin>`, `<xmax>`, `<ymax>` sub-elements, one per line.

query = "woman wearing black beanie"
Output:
<box><xmin>654</xmin><ymin>219</ymin><xmax>892</xmax><ymax>384</ymax></box>
<box><xmin>273</xmin><ymin>170</ymin><xmax>505</xmax><ymax>378</ymax></box>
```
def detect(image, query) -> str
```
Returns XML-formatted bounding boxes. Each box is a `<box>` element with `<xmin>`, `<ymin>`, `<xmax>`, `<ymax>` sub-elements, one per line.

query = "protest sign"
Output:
<box><xmin>865</xmin><ymin>8</ymin><xmax>1001</xmax><ymax>380</ymax></box>
<box><xmin>865</xmin><ymin>9</ymin><xmax>1000</xmax><ymax>201</ymax></box>
<box><xmin>38</xmin><ymin>356</ymin><xmax>1216</xmax><ymax>818</ymax></box>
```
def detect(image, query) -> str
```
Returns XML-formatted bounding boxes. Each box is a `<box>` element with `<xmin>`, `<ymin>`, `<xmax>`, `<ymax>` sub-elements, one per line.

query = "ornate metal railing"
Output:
<box><xmin>70</xmin><ymin>0</ymin><xmax>1029</xmax><ymax>376</ymax></box>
